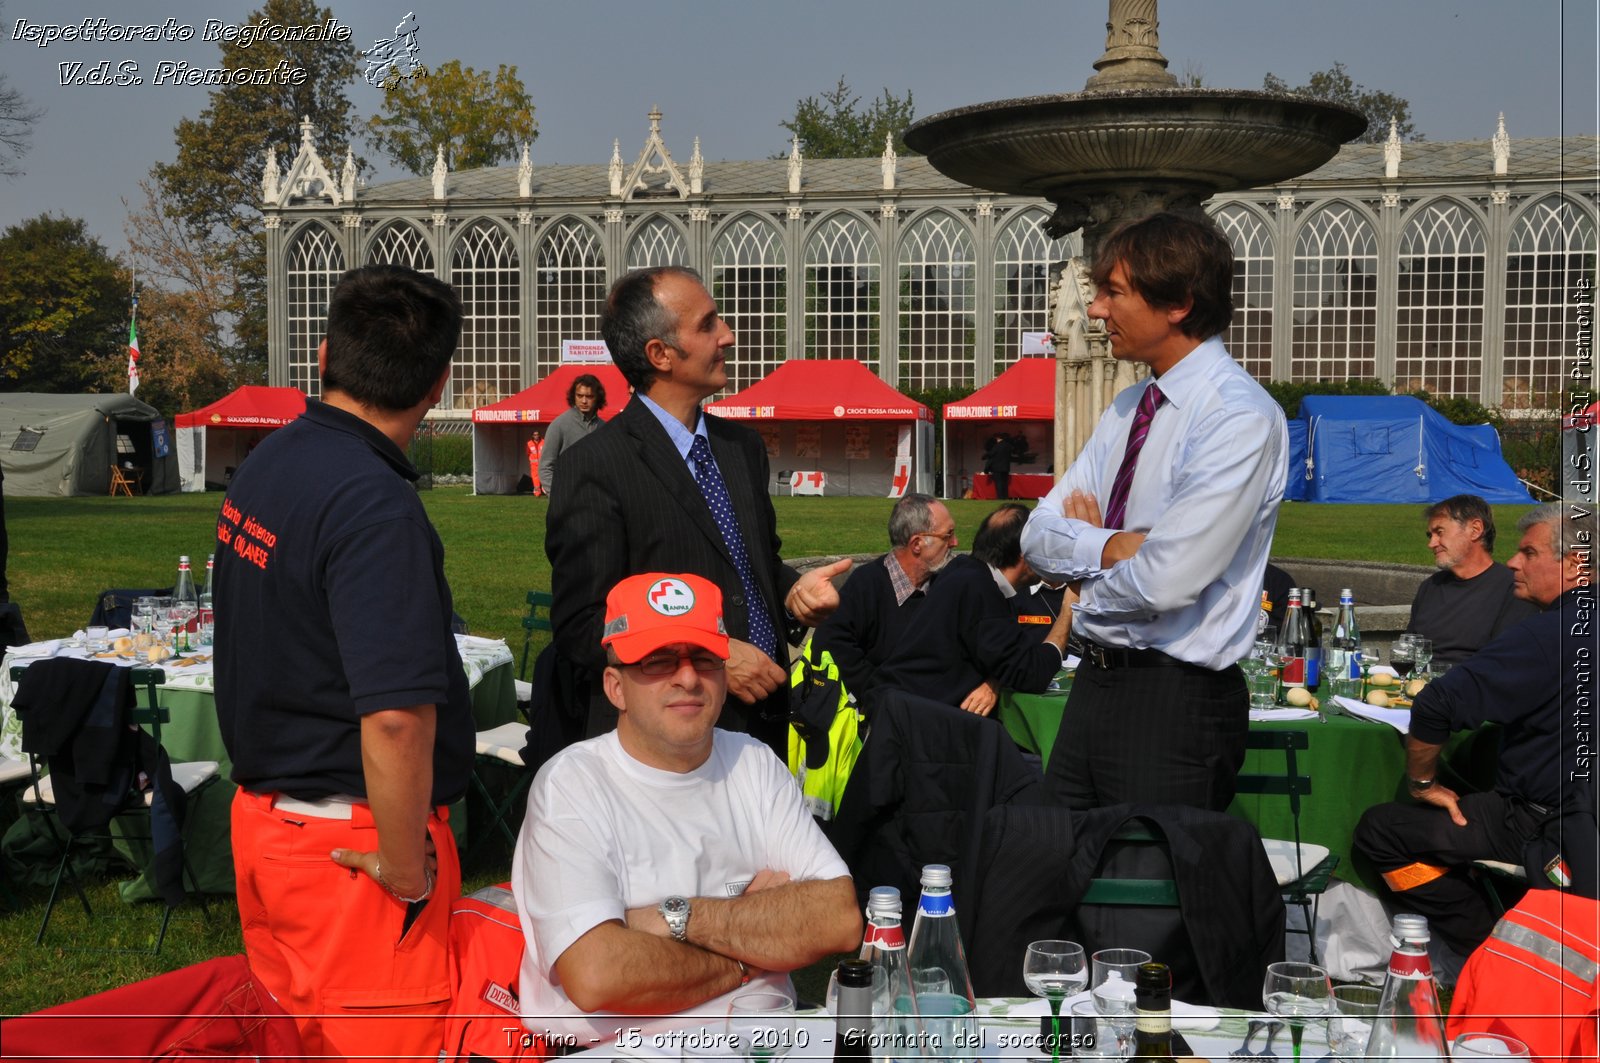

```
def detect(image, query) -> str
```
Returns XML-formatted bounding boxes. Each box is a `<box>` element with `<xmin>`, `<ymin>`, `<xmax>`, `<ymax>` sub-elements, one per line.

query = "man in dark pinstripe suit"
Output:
<box><xmin>546</xmin><ymin>267</ymin><xmax>850</xmax><ymax>752</ymax></box>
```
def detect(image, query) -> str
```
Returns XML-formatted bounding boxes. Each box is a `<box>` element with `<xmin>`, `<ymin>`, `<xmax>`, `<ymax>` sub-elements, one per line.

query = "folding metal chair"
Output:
<box><xmin>465</xmin><ymin>721</ymin><xmax>532</xmax><ymax>864</ymax></box>
<box><xmin>12</xmin><ymin>664</ymin><xmax>220</xmax><ymax>953</ymax></box>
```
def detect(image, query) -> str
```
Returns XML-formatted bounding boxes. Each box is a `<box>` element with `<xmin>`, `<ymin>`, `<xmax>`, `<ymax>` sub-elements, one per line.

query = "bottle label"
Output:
<box><xmin>1281</xmin><ymin>655</ymin><xmax>1306</xmax><ymax>685</ymax></box>
<box><xmin>1134</xmin><ymin>1009</ymin><xmax>1172</xmax><ymax>1034</ymax></box>
<box><xmin>1387</xmin><ymin>951</ymin><xmax>1431</xmax><ymax>978</ymax></box>
<box><xmin>863</xmin><ymin>923</ymin><xmax>905</xmax><ymax>950</ymax></box>
<box><xmin>917</xmin><ymin>891</ymin><xmax>952</xmax><ymax>916</ymax></box>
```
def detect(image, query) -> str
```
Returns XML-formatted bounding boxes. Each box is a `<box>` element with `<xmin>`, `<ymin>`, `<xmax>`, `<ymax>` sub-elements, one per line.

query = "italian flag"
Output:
<box><xmin>127</xmin><ymin>295</ymin><xmax>140</xmax><ymax>396</ymax></box>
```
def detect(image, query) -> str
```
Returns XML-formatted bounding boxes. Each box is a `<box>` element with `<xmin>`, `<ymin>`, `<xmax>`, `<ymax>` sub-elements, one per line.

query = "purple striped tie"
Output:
<box><xmin>1103</xmin><ymin>383</ymin><xmax>1166</xmax><ymax>531</ymax></box>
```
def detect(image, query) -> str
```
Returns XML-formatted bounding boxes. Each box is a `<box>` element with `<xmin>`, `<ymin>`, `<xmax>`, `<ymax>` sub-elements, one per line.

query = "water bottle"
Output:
<box><xmin>835</xmin><ymin>959</ymin><xmax>874</xmax><ymax>1061</ymax></box>
<box><xmin>173</xmin><ymin>555</ymin><xmax>198</xmax><ymax>652</ymax></box>
<box><xmin>1328</xmin><ymin>588</ymin><xmax>1361</xmax><ymax>697</ymax></box>
<box><xmin>905</xmin><ymin>866</ymin><xmax>978</xmax><ymax>1061</ymax></box>
<box><xmin>1363</xmin><ymin>914</ymin><xmax>1448</xmax><ymax>1060</ymax></box>
<box><xmin>1277</xmin><ymin>589</ymin><xmax>1308</xmax><ymax>698</ymax></box>
<box><xmin>198</xmin><ymin>553</ymin><xmax>215</xmax><ymax>649</ymax></box>
<box><xmin>860</xmin><ymin>887</ymin><xmax>921</xmax><ymax>1063</ymax></box>
<box><xmin>1303</xmin><ymin>588</ymin><xmax>1324</xmax><ymax>692</ymax></box>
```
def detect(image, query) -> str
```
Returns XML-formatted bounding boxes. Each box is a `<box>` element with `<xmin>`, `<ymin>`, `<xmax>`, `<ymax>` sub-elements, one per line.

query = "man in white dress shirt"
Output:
<box><xmin>511</xmin><ymin>571</ymin><xmax>859</xmax><ymax>1050</ymax></box>
<box><xmin>1020</xmin><ymin>211</ymin><xmax>1288</xmax><ymax>811</ymax></box>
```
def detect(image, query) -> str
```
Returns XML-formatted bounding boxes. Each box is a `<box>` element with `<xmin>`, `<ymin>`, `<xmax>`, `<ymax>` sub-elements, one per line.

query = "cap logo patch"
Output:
<box><xmin>647</xmin><ymin>578</ymin><xmax>695</xmax><ymax>616</ymax></box>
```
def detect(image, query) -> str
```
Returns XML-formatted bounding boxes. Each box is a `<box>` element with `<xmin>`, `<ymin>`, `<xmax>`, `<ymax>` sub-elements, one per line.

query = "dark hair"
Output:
<box><xmin>888</xmin><ymin>493</ymin><xmax>938</xmax><ymax>548</ymax></box>
<box><xmin>320</xmin><ymin>265</ymin><xmax>463</xmax><ymax>411</ymax></box>
<box><xmin>1091</xmin><ymin>212</ymin><xmax>1234</xmax><ymax>339</ymax></box>
<box><xmin>602</xmin><ymin>266</ymin><xmax>702</xmax><ymax>392</ymax></box>
<box><xmin>568</xmin><ymin>373</ymin><xmax>608</xmax><ymax>411</ymax></box>
<box><xmin>1424</xmin><ymin>494</ymin><xmax>1496</xmax><ymax>552</ymax></box>
<box><xmin>972</xmin><ymin>503</ymin><xmax>1029</xmax><ymax>570</ymax></box>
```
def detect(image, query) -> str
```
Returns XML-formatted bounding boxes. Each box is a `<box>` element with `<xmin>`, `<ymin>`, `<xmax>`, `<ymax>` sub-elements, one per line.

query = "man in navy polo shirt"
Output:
<box><xmin>214</xmin><ymin>265</ymin><xmax>475</xmax><ymax>1060</ymax></box>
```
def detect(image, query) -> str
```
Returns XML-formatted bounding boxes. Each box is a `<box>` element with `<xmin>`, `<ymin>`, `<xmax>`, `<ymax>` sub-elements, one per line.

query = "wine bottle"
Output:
<box><xmin>1303</xmin><ymin>588</ymin><xmax>1324</xmax><ymax>692</ymax></box>
<box><xmin>835</xmin><ymin>959</ymin><xmax>874</xmax><ymax>1061</ymax></box>
<box><xmin>1132</xmin><ymin>962</ymin><xmax>1176</xmax><ymax>1061</ymax></box>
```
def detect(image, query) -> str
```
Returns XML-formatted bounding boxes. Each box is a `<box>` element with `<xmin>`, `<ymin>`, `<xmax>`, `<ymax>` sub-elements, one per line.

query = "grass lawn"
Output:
<box><xmin>0</xmin><ymin>488</ymin><xmax>1538</xmax><ymax>1014</ymax></box>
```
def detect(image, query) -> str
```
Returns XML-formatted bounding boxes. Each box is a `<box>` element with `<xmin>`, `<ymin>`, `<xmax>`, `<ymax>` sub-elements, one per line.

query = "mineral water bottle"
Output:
<box><xmin>906</xmin><ymin>866</ymin><xmax>978</xmax><ymax>1061</ymax></box>
<box><xmin>860</xmin><ymin>887</ymin><xmax>921</xmax><ymax>1063</ymax></box>
<box><xmin>1328</xmin><ymin>588</ymin><xmax>1361</xmax><ymax>695</ymax></box>
<box><xmin>197</xmin><ymin>553</ymin><xmax>215</xmax><ymax>648</ymax></box>
<box><xmin>1364</xmin><ymin>914</ymin><xmax>1448</xmax><ymax>1060</ymax></box>
<box><xmin>173</xmin><ymin>555</ymin><xmax>198</xmax><ymax>652</ymax></box>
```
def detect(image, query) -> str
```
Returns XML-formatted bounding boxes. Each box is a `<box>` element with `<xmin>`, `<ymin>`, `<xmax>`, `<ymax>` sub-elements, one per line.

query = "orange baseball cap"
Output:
<box><xmin>602</xmin><ymin>573</ymin><xmax>731</xmax><ymax>663</ymax></box>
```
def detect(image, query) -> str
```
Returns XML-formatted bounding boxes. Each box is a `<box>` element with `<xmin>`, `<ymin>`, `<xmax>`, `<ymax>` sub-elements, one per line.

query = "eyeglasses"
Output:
<box><xmin>627</xmin><ymin>650</ymin><xmax>727</xmax><ymax>677</ymax></box>
<box><xmin>919</xmin><ymin>528</ymin><xmax>957</xmax><ymax>545</ymax></box>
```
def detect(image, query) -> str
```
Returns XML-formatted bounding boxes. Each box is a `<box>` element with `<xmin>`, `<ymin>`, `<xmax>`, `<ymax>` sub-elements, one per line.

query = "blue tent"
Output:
<box><xmin>1286</xmin><ymin>395</ymin><xmax>1532</xmax><ymax>504</ymax></box>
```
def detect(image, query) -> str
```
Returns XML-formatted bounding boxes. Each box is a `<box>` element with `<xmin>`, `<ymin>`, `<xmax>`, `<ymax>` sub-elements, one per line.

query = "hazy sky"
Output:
<box><xmin>2</xmin><ymin>0</ymin><xmax>1596</xmax><ymax>254</ymax></box>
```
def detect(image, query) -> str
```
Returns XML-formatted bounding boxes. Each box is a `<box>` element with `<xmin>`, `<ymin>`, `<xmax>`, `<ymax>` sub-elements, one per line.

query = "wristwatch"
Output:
<box><xmin>659</xmin><ymin>895</ymin><xmax>691</xmax><ymax>942</ymax></box>
<box><xmin>1407</xmin><ymin>775</ymin><xmax>1434</xmax><ymax>792</ymax></box>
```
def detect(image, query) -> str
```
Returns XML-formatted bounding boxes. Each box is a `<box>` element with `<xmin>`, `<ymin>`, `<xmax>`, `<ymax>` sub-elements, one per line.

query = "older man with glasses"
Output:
<box><xmin>510</xmin><ymin>572</ymin><xmax>859</xmax><ymax>1049</ymax></box>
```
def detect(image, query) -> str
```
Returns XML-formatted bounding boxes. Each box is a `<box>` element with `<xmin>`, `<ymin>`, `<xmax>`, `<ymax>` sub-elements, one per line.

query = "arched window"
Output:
<box><xmin>898</xmin><ymin>212</ymin><xmax>975</xmax><ymax>390</ymax></box>
<box><xmin>449</xmin><ymin>221</ymin><xmax>520</xmax><ymax>411</ymax></box>
<box><xmin>1291</xmin><ymin>204</ymin><xmax>1378</xmax><ymax>383</ymax></box>
<box><xmin>1504</xmin><ymin>196</ymin><xmax>1596</xmax><ymax>409</ymax></box>
<box><xmin>993</xmin><ymin>209</ymin><xmax>1068</xmax><ymax>374</ymax></box>
<box><xmin>711</xmin><ymin>216</ymin><xmax>786</xmax><ymax>392</ymax></box>
<box><xmin>1397</xmin><ymin>202</ymin><xmax>1486</xmax><ymax>397</ymax></box>
<box><xmin>1213</xmin><ymin>205</ymin><xmax>1275</xmax><ymax>382</ymax></box>
<box><xmin>534</xmin><ymin>220</ymin><xmax>606</xmax><ymax>377</ymax></box>
<box><xmin>366</xmin><ymin>222</ymin><xmax>434</xmax><ymax>274</ymax></box>
<box><xmin>285</xmin><ymin>225</ymin><xmax>345</xmax><ymax>399</ymax></box>
<box><xmin>627</xmin><ymin>217</ymin><xmax>687</xmax><ymax>270</ymax></box>
<box><xmin>804</xmin><ymin>215</ymin><xmax>880</xmax><ymax>370</ymax></box>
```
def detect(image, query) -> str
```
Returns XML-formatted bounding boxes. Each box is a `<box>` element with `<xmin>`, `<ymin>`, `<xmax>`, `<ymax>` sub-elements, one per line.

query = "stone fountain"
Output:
<box><xmin>904</xmin><ymin>0</ymin><xmax>1367</xmax><ymax>473</ymax></box>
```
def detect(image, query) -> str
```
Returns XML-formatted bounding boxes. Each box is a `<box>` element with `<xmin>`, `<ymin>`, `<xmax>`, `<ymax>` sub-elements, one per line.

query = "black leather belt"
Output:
<box><xmin>1078</xmin><ymin>639</ymin><xmax>1189</xmax><ymax>670</ymax></box>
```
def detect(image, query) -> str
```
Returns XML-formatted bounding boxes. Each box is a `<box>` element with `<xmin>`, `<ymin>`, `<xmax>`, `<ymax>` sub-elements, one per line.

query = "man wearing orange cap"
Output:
<box><xmin>511</xmin><ymin>572</ymin><xmax>860</xmax><ymax>1048</ymax></box>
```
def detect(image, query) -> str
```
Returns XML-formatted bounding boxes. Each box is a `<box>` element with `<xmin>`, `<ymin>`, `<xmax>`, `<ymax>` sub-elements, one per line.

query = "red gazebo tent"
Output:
<box><xmin>704</xmin><ymin>360</ymin><xmax>933</xmax><ymax>496</ymax></box>
<box><xmin>174</xmin><ymin>385</ymin><xmax>306</xmax><ymax>492</ymax></box>
<box><xmin>942</xmin><ymin>358</ymin><xmax>1057</xmax><ymax>499</ymax></box>
<box><xmin>470</xmin><ymin>364</ymin><xmax>631</xmax><ymax>494</ymax></box>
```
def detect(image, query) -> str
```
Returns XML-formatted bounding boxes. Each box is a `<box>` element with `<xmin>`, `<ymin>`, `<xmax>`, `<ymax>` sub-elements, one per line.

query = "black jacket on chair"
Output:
<box><xmin>825</xmin><ymin>689</ymin><xmax>1045</xmax><ymax>931</ymax></box>
<box><xmin>966</xmin><ymin>802</ymin><xmax>1285</xmax><ymax>1010</ymax></box>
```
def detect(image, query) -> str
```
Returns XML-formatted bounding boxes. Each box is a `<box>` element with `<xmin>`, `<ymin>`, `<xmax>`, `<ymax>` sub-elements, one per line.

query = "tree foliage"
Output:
<box><xmin>148</xmin><ymin>0</ymin><xmax>361</xmax><ymax>375</ymax></box>
<box><xmin>1262</xmin><ymin>62</ymin><xmax>1420</xmax><ymax>144</ymax></box>
<box><xmin>0</xmin><ymin>215</ymin><xmax>129</xmax><ymax>393</ymax></box>
<box><xmin>0</xmin><ymin>3</ymin><xmax>42</xmax><ymax>178</ymax></box>
<box><xmin>780</xmin><ymin>77</ymin><xmax>919</xmax><ymax>159</ymax></box>
<box><xmin>367</xmin><ymin>59</ymin><xmax>537</xmax><ymax>175</ymax></box>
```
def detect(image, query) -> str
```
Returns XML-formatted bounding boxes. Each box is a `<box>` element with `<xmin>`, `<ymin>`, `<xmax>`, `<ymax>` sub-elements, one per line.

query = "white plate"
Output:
<box><xmin>1008</xmin><ymin>991</ymin><xmax>1220</xmax><ymax>1031</ymax></box>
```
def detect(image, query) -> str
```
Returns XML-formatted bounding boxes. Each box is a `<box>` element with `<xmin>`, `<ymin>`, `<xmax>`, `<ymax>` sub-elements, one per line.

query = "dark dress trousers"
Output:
<box><xmin>546</xmin><ymin>399</ymin><xmax>800</xmax><ymax>749</ymax></box>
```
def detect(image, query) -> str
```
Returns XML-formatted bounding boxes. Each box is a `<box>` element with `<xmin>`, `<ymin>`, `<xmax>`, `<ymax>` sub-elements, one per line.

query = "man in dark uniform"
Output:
<box><xmin>1355</xmin><ymin>502</ymin><xmax>1598</xmax><ymax>959</ymax></box>
<box><xmin>545</xmin><ymin>266</ymin><xmax>848</xmax><ymax>752</ymax></box>
<box><xmin>213</xmin><ymin>265</ymin><xmax>475</xmax><ymax>1060</ymax></box>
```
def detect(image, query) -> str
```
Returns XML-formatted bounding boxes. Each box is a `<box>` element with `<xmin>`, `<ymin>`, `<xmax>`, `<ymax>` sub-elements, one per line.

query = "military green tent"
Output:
<box><xmin>0</xmin><ymin>393</ymin><xmax>179</xmax><ymax>497</ymax></box>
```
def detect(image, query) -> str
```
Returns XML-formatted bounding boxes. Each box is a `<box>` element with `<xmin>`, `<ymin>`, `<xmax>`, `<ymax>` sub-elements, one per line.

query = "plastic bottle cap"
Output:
<box><xmin>1339</xmin><ymin>588</ymin><xmax>1353</xmax><ymax>598</ymax></box>
<box><xmin>867</xmin><ymin>886</ymin><xmax>902</xmax><ymax>915</ymax></box>
<box><xmin>1392</xmin><ymin>913</ymin><xmax>1430</xmax><ymax>945</ymax></box>
<box><xmin>920</xmin><ymin>865</ymin><xmax>952</xmax><ymax>889</ymax></box>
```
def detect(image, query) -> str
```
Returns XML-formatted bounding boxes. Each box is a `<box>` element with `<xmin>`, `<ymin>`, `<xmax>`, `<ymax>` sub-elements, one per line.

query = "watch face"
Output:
<box><xmin>662</xmin><ymin>896</ymin><xmax>689</xmax><ymax>916</ymax></box>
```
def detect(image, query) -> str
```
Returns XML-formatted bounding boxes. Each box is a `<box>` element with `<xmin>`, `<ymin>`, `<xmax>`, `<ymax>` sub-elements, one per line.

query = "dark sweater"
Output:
<box><xmin>875</xmin><ymin>554</ymin><xmax>1063</xmax><ymax>704</ymax></box>
<box><xmin>812</xmin><ymin>554</ymin><xmax>925</xmax><ymax>699</ymax></box>
<box><xmin>1407</xmin><ymin>562</ymin><xmax>1539</xmax><ymax>666</ymax></box>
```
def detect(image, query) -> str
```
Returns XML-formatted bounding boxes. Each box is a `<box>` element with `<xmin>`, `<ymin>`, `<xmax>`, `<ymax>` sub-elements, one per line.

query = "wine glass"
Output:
<box><xmin>1262</xmin><ymin>961</ymin><xmax>1333</xmax><ymax>1063</ymax></box>
<box><xmin>1023</xmin><ymin>940</ymin><xmax>1087</xmax><ymax>1063</ymax></box>
<box><xmin>1409</xmin><ymin>636</ymin><xmax>1433</xmax><ymax>681</ymax></box>
<box><xmin>1390</xmin><ymin>634</ymin><xmax>1416</xmax><ymax>679</ymax></box>
<box><xmin>725</xmin><ymin>990</ymin><xmax>796</xmax><ymax>1062</ymax></box>
<box><xmin>1451</xmin><ymin>1032</ymin><xmax>1531</xmax><ymax>1058</ymax></box>
<box><xmin>1091</xmin><ymin>947</ymin><xmax>1148</xmax><ymax>1055</ymax></box>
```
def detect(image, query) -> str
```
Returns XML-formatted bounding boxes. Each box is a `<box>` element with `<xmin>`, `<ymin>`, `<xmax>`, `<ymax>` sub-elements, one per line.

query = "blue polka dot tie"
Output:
<box><xmin>689</xmin><ymin>434</ymin><xmax>778</xmax><ymax>659</ymax></box>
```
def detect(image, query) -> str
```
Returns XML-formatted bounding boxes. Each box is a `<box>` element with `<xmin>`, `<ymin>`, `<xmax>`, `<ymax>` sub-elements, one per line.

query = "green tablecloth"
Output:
<box><xmin>1000</xmin><ymin>689</ymin><xmax>1497</xmax><ymax>893</ymax></box>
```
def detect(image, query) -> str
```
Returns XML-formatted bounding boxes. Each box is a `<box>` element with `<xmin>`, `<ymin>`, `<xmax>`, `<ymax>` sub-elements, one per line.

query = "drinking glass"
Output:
<box><xmin>1242</xmin><ymin>640</ymin><xmax>1277</xmax><ymax>709</ymax></box>
<box><xmin>1451</xmin><ymin>1032</ymin><xmax>1531</xmax><ymax>1058</ymax></box>
<box><xmin>1261</xmin><ymin>961</ymin><xmax>1333</xmax><ymax>1063</ymax></box>
<box><xmin>1409</xmin><ymin>636</ymin><xmax>1433</xmax><ymax>681</ymax></box>
<box><xmin>1390</xmin><ymin>634</ymin><xmax>1416</xmax><ymax>679</ymax></box>
<box><xmin>1068</xmin><ymin>998</ymin><xmax>1123</xmax><ymax>1060</ymax></box>
<box><xmin>1023</xmin><ymin>940</ymin><xmax>1087</xmax><ymax>1063</ymax></box>
<box><xmin>1327</xmin><ymin>983</ymin><xmax>1380</xmax><ymax>1062</ymax></box>
<box><xmin>85</xmin><ymin>625</ymin><xmax>110</xmax><ymax>653</ymax></box>
<box><xmin>143</xmin><ymin>597</ymin><xmax>174</xmax><ymax>660</ymax></box>
<box><xmin>725</xmin><ymin>991</ymin><xmax>797</xmax><ymax>1062</ymax></box>
<box><xmin>1090</xmin><ymin>947</ymin><xmax>1148</xmax><ymax>1055</ymax></box>
<box><xmin>132</xmin><ymin>596</ymin><xmax>157</xmax><ymax>637</ymax></box>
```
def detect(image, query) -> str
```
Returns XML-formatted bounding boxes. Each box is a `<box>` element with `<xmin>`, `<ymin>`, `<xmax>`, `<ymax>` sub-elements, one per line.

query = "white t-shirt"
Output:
<box><xmin>511</xmin><ymin>729</ymin><xmax>851</xmax><ymax>1046</ymax></box>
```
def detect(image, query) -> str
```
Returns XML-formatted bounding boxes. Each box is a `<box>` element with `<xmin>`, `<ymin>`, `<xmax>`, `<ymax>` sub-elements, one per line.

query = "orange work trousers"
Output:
<box><xmin>231</xmin><ymin>789</ymin><xmax>460</xmax><ymax>1062</ymax></box>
